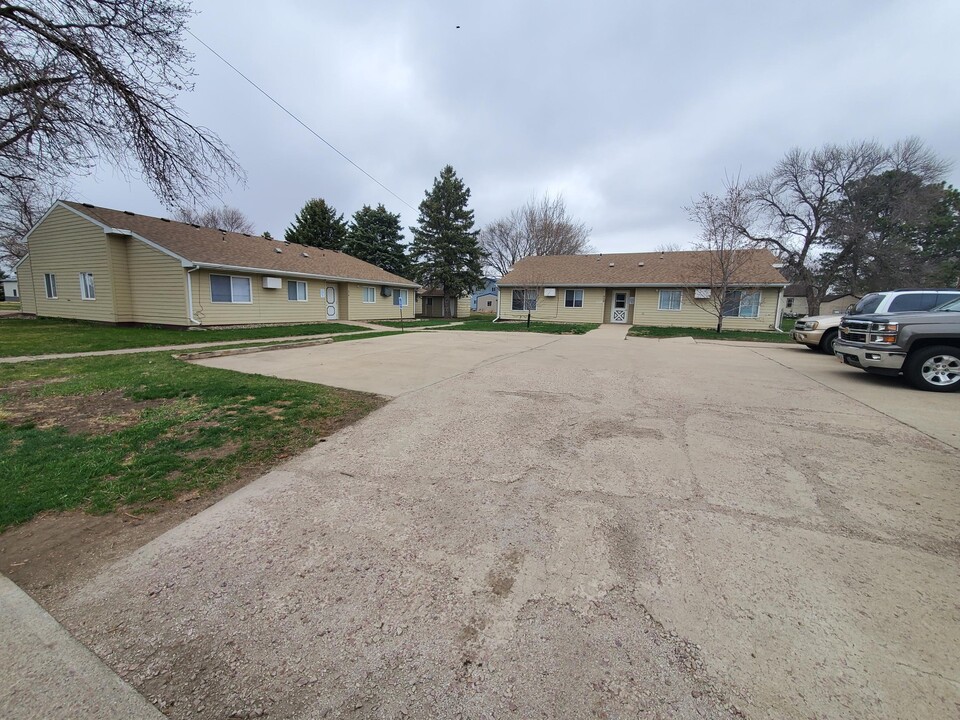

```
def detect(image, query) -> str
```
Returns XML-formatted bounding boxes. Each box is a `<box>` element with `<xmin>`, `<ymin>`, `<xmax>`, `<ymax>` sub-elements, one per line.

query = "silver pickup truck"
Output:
<box><xmin>834</xmin><ymin>297</ymin><xmax>960</xmax><ymax>392</ymax></box>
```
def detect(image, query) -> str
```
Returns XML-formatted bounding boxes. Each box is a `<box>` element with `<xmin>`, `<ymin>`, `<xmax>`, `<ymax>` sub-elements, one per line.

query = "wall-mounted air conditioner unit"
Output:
<box><xmin>381</xmin><ymin>286</ymin><xmax>393</xmax><ymax>297</ymax></box>
<box><xmin>262</xmin><ymin>277</ymin><xmax>282</xmax><ymax>289</ymax></box>
<box><xmin>543</xmin><ymin>288</ymin><xmax>557</xmax><ymax>297</ymax></box>
<box><xmin>694</xmin><ymin>288</ymin><xmax>711</xmax><ymax>299</ymax></box>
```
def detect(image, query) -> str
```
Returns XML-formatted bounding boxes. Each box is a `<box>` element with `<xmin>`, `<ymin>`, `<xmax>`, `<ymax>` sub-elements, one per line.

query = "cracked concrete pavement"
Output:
<box><xmin>52</xmin><ymin>331</ymin><xmax>960</xmax><ymax>719</ymax></box>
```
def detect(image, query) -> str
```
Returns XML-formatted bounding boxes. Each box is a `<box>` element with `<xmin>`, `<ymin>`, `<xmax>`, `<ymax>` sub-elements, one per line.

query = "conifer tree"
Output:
<box><xmin>285</xmin><ymin>198</ymin><xmax>347</xmax><ymax>250</ymax></box>
<box><xmin>409</xmin><ymin>165</ymin><xmax>485</xmax><ymax>317</ymax></box>
<box><xmin>344</xmin><ymin>204</ymin><xmax>411</xmax><ymax>278</ymax></box>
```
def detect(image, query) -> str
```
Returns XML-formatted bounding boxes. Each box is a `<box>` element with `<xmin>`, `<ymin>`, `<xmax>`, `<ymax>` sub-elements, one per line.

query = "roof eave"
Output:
<box><xmin>191</xmin><ymin>262</ymin><xmax>420</xmax><ymax>288</ymax></box>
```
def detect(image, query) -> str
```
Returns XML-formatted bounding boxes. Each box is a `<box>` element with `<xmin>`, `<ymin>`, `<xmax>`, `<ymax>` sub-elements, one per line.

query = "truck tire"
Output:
<box><xmin>818</xmin><ymin>329</ymin><xmax>838</xmax><ymax>355</ymax></box>
<box><xmin>904</xmin><ymin>346</ymin><xmax>960</xmax><ymax>392</ymax></box>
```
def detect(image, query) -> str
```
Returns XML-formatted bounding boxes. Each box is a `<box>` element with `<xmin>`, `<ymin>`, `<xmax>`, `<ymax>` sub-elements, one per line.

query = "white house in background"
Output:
<box><xmin>2</xmin><ymin>279</ymin><xmax>17</xmax><ymax>300</ymax></box>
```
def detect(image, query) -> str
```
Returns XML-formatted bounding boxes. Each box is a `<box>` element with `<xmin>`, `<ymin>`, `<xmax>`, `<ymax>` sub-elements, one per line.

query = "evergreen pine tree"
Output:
<box><xmin>284</xmin><ymin>198</ymin><xmax>347</xmax><ymax>250</ymax></box>
<box><xmin>343</xmin><ymin>204</ymin><xmax>411</xmax><ymax>278</ymax></box>
<box><xmin>408</xmin><ymin>165</ymin><xmax>485</xmax><ymax>317</ymax></box>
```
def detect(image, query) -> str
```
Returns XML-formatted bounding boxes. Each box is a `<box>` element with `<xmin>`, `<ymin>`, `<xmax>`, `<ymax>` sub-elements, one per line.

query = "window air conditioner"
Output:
<box><xmin>262</xmin><ymin>277</ymin><xmax>282</xmax><ymax>289</ymax></box>
<box><xmin>543</xmin><ymin>288</ymin><xmax>557</xmax><ymax>297</ymax></box>
<box><xmin>694</xmin><ymin>288</ymin><xmax>711</xmax><ymax>299</ymax></box>
<box><xmin>381</xmin><ymin>286</ymin><xmax>393</xmax><ymax>297</ymax></box>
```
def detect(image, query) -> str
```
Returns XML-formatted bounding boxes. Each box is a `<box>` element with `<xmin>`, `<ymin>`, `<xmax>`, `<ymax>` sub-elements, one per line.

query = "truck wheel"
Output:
<box><xmin>904</xmin><ymin>346</ymin><xmax>960</xmax><ymax>392</ymax></box>
<box><xmin>818</xmin><ymin>329</ymin><xmax>838</xmax><ymax>355</ymax></box>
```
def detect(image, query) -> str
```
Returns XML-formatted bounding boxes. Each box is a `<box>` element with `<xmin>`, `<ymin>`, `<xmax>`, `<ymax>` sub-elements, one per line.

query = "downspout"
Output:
<box><xmin>186</xmin><ymin>266</ymin><xmax>202</xmax><ymax>325</ymax></box>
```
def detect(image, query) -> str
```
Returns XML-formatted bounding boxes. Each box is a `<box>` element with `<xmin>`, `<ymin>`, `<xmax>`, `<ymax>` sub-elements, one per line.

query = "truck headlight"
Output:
<box><xmin>869</xmin><ymin>322</ymin><xmax>898</xmax><ymax>333</ymax></box>
<box><xmin>806</xmin><ymin>321</ymin><xmax>819</xmax><ymax>330</ymax></box>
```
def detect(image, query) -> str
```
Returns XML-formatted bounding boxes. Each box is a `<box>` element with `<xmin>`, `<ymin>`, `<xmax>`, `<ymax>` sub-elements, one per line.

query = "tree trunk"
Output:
<box><xmin>806</xmin><ymin>287</ymin><xmax>821</xmax><ymax>316</ymax></box>
<box><xmin>716</xmin><ymin>316</ymin><xmax>723</xmax><ymax>333</ymax></box>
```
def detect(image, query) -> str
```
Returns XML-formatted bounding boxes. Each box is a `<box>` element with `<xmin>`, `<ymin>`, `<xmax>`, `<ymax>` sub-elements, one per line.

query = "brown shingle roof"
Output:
<box><xmin>498</xmin><ymin>250</ymin><xmax>788</xmax><ymax>287</ymax></box>
<box><xmin>62</xmin><ymin>201</ymin><xmax>418</xmax><ymax>287</ymax></box>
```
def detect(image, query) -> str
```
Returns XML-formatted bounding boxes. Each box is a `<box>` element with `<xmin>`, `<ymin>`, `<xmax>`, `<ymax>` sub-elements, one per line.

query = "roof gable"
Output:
<box><xmin>60</xmin><ymin>202</ymin><xmax>418</xmax><ymax>287</ymax></box>
<box><xmin>498</xmin><ymin>250</ymin><xmax>788</xmax><ymax>287</ymax></box>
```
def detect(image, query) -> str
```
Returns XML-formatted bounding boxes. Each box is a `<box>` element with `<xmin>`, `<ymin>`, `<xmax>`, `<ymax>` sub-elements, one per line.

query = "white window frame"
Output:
<box><xmin>512</xmin><ymin>289</ymin><xmax>537</xmax><ymax>311</ymax></box>
<box><xmin>722</xmin><ymin>289</ymin><xmax>761</xmax><ymax>318</ymax></box>
<box><xmin>362</xmin><ymin>286</ymin><xmax>376</xmax><ymax>303</ymax></box>
<box><xmin>393</xmin><ymin>289</ymin><xmax>409</xmax><ymax>307</ymax></box>
<box><xmin>79</xmin><ymin>272</ymin><xmax>95</xmax><ymax>301</ymax></box>
<box><xmin>658</xmin><ymin>289</ymin><xmax>682</xmax><ymax>311</ymax></box>
<box><xmin>210</xmin><ymin>274</ymin><xmax>253</xmax><ymax>304</ymax></box>
<box><xmin>287</xmin><ymin>280</ymin><xmax>308</xmax><ymax>302</ymax></box>
<box><xmin>44</xmin><ymin>273</ymin><xmax>58</xmax><ymax>299</ymax></box>
<box><xmin>564</xmin><ymin>288</ymin><xmax>584</xmax><ymax>308</ymax></box>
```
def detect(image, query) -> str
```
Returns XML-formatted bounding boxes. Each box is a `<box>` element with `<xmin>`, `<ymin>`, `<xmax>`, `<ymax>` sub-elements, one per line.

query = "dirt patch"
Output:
<box><xmin>1</xmin><ymin>385</ymin><xmax>166</xmax><ymax>434</ymax></box>
<box><xmin>185</xmin><ymin>441</ymin><xmax>240</xmax><ymax>461</ymax></box>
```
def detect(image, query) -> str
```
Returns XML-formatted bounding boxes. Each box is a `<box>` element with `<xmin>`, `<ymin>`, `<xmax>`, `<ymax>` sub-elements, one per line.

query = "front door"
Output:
<box><xmin>325</xmin><ymin>285</ymin><xmax>338</xmax><ymax>319</ymax></box>
<box><xmin>611</xmin><ymin>291</ymin><xmax>628</xmax><ymax>323</ymax></box>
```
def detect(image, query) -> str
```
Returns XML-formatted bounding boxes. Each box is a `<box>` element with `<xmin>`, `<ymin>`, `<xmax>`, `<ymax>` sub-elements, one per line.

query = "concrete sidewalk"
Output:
<box><xmin>0</xmin><ymin>575</ymin><xmax>161</xmax><ymax>719</ymax></box>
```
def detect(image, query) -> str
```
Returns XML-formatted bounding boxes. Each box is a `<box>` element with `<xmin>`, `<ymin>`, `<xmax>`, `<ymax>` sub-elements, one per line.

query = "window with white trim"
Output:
<box><xmin>44</xmin><ymin>273</ymin><xmax>57</xmax><ymax>299</ymax></box>
<box><xmin>210</xmin><ymin>274</ymin><xmax>252</xmax><ymax>303</ymax></box>
<box><xmin>362</xmin><ymin>286</ymin><xmax>376</xmax><ymax>303</ymax></box>
<box><xmin>512</xmin><ymin>289</ymin><xmax>537</xmax><ymax>311</ymax></box>
<box><xmin>564</xmin><ymin>289</ymin><xmax>584</xmax><ymax>308</ymax></box>
<box><xmin>79</xmin><ymin>272</ymin><xmax>95</xmax><ymax>300</ymax></box>
<box><xmin>393</xmin><ymin>289</ymin><xmax>408</xmax><ymax>306</ymax></box>
<box><xmin>722</xmin><ymin>289</ymin><xmax>761</xmax><ymax>318</ymax></box>
<box><xmin>658</xmin><ymin>289</ymin><xmax>681</xmax><ymax>311</ymax></box>
<box><xmin>287</xmin><ymin>280</ymin><xmax>307</xmax><ymax>301</ymax></box>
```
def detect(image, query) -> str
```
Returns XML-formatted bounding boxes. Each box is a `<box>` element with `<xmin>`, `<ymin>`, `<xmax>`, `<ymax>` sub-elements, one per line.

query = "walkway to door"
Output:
<box><xmin>586</xmin><ymin>323</ymin><xmax>631</xmax><ymax>340</ymax></box>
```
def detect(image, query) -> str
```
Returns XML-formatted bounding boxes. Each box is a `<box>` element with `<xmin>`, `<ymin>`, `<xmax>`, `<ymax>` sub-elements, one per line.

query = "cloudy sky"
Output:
<box><xmin>74</xmin><ymin>0</ymin><xmax>960</xmax><ymax>253</ymax></box>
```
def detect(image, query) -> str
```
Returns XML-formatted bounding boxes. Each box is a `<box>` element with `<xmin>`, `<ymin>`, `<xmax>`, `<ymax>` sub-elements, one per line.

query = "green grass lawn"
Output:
<box><xmin>629</xmin><ymin>322</ymin><xmax>794</xmax><ymax>343</ymax></box>
<box><xmin>0</xmin><ymin>351</ymin><xmax>383</xmax><ymax>530</ymax></box>
<box><xmin>438</xmin><ymin>315</ymin><xmax>598</xmax><ymax>334</ymax></box>
<box><xmin>0</xmin><ymin>317</ymin><xmax>366</xmax><ymax>357</ymax></box>
<box><xmin>376</xmin><ymin>315</ymin><xmax>493</xmax><ymax>329</ymax></box>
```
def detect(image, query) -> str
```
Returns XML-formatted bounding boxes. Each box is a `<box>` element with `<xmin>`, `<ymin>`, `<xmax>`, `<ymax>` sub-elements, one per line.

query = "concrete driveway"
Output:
<box><xmin>56</xmin><ymin>331</ymin><xmax>959</xmax><ymax>719</ymax></box>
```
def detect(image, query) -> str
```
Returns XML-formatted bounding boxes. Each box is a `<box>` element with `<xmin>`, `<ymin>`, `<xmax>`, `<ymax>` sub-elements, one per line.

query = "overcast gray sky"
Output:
<box><xmin>73</xmin><ymin>0</ymin><xmax>960</xmax><ymax>253</ymax></box>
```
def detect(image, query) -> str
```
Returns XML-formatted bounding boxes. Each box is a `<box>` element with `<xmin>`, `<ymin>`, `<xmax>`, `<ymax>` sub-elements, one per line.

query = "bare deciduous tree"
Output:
<box><xmin>174</xmin><ymin>205</ymin><xmax>256</xmax><ymax>234</ymax></box>
<box><xmin>727</xmin><ymin>138</ymin><xmax>947</xmax><ymax>315</ymax></box>
<box><xmin>0</xmin><ymin>0</ymin><xmax>243</xmax><ymax>209</ymax></box>
<box><xmin>481</xmin><ymin>193</ymin><xmax>592</xmax><ymax>276</ymax></box>
<box><xmin>685</xmin><ymin>182</ymin><xmax>758</xmax><ymax>333</ymax></box>
<box><xmin>0</xmin><ymin>181</ymin><xmax>67</xmax><ymax>267</ymax></box>
<box><xmin>654</xmin><ymin>242</ymin><xmax>684</xmax><ymax>252</ymax></box>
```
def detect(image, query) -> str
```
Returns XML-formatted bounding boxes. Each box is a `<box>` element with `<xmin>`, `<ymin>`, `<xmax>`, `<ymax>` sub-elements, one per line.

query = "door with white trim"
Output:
<box><xmin>325</xmin><ymin>285</ymin><xmax>338</xmax><ymax>319</ymax></box>
<box><xmin>611</xmin><ymin>291</ymin><xmax>628</xmax><ymax>323</ymax></box>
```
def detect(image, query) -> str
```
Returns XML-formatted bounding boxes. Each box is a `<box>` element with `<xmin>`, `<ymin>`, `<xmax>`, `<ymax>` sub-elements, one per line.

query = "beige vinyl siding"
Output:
<box><xmin>122</xmin><ymin>240</ymin><xmax>188</xmax><ymax>325</ymax></box>
<box><xmin>107</xmin><ymin>236</ymin><xmax>134</xmax><ymax>322</ymax></box>
<box><xmin>498</xmin><ymin>287</ymin><xmax>606</xmax><ymax>323</ymax></box>
<box><xmin>191</xmin><ymin>270</ymin><xmax>344</xmax><ymax>325</ymax></box>
<box><xmin>17</xmin><ymin>255</ymin><xmax>37</xmax><ymax>314</ymax></box>
<box><xmin>26</xmin><ymin>205</ymin><xmax>117</xmax><ymax>322</ymax></box>
<box><xmin>345</xmin><ymin>283</ymin><xmax>414</xmax><ymax>320</ymax></box>
<box><xmin>457</xmin><ymin>296</ymin><xmax>471</xmax><ymax>317</ymax></box>
<box><xmin>631</xmin><ymin>288</ymin><xmax>779</xmax><ymax>330</ymax></box>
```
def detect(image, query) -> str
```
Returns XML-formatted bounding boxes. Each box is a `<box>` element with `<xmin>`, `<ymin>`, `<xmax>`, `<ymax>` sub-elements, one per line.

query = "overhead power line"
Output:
<box><xmin>186</xmin><ymin>29</ymin><xmax>416</xmax><ymax>212</ymax></box>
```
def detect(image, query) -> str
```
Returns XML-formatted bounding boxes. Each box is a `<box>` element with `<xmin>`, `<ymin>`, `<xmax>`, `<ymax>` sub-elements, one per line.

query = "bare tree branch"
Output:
<box><xmin>0</xmin><ymin>0</ymin><xmax>243</xmax><ymax>210</ymax></box>
<box><xmin>174</xmin><ymin>204</ymin><xmax>255</xmax><ymax>233</ymax></box>
<box><xmin>481</xmin><ymin>193</ymin><xmax>593</xmax><ymax>276</ymax></box>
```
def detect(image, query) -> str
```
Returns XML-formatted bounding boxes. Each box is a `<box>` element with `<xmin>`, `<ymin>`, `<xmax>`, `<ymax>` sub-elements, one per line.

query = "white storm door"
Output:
<box><xmin>325</xmin><ymin>285</ymin><xmax>338</xmax><ymax>319</ymax></box>
<box><xmin>611</xmin><ymin>292</ymin><xmax>628</xmax><ymax>323</ymax></box>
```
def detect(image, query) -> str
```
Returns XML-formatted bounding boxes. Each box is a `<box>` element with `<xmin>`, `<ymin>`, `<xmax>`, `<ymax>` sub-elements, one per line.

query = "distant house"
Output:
<box><xmin>418</xmin><ymin>288</ymin><xmax>471</xmax><ymax>318</ymax></box>
<box><xmin>497</xmin><ymin>250</ymin><xmax>788</xmax><ymax>329</ymax></box>
<box><xmin>14</xmin><ymin>201</ymin><xmax>419</xmax><ymax>326</ymax></box>
<box><xmin>784</xmin><ymin>283</ymin><xmax>860</xmax><ymax>317</ymax></box>
<box><xmin>1</xmin><ymin>279</ymin><xmax>17</xmax><ymax>301</ymax></box>
<box><xmin>470</xmin><ymin>277</ymin><xmax>498</xmax><ymax>310</ymax></box>
<box><xmin>473</xmin><ymin>289</ymin><xmax>498</xmax><ymax>314</ymax></box>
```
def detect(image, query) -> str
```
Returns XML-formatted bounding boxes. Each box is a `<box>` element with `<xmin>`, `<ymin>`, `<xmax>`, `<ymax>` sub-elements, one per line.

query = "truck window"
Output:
<box><xmin>850</xmin><ymin>293</ymin><xmax>885</xmax><ymax>314</ymax></box>
<box><xmin>888</xmin><ymin>293</ymin><xmax>938</xmax><ymax>312</ymax></box>
<box><xmin>934</xmin><ymin>292</ymin><xmax>960</xmax><ymax>309</ymax></box>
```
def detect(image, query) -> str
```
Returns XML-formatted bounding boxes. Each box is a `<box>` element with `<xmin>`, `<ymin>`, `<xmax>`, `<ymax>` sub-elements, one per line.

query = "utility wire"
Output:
<box><xmin>186</xmin><ymin>29</ymin><xmax>417</xmax><ymax>212</ymax></box>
